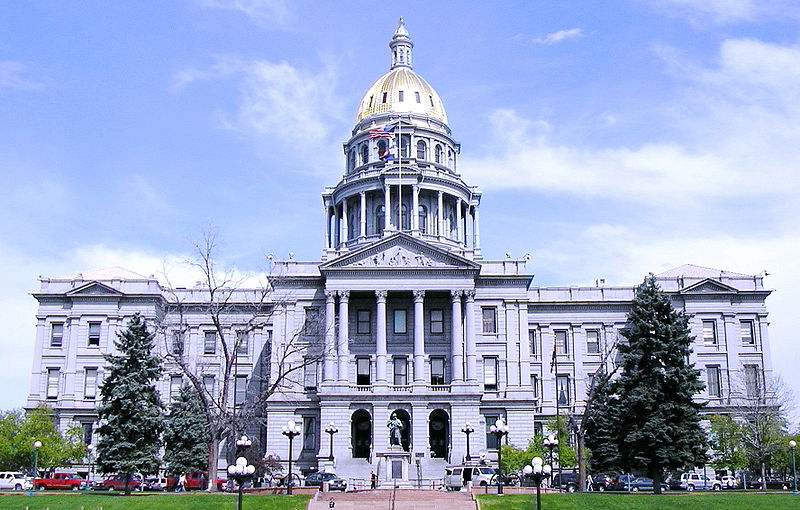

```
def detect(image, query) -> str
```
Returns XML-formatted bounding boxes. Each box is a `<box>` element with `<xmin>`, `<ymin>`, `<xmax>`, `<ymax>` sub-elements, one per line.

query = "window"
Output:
<box><xmin>707</xmin><ymin>366</ymin><xmax>722</xmax><ymax>397</ymax></box>
<box><xmin>400</xmin><ymin>135</ymin><xmax>410</xmax><ymax>158</ymax></box>
<box><xmin>586</xmin><ymin>373</ymin><xmax>595</xmax><ymax>396</ymax></box>
<box><xmin>81</xmin><ymin>422</ymin><xmax>93</xmax><ymax>445</ymax></box>
<box><xmin>360</xmin><ymin>143</ymin><xmax>369</xmax><ymax>165</ymax></box>
<box><xmin>529</xmin><ymin>330</ymin><xmax>539</xmax><ymax>357</ymax></box>
<box><xmin>393</xmin><ymin>357</ymin><xmax>408</xmax><ymax>385</ymax></box>
<box><xmin>702</xmin><ymin>320</ymin><xmax>717</xmax><ymax>345</ymax></box>
<box><xmin>393</xmin><ymin>309</ymin><xmax>407</xmax><ymax>334</ymax></box>
<box><xmin>447</xmin><ymin>149</ymin><xmax>454</xmax><ymax>167</ymax></box>
<box><xmin>171</xmin><ymin>331</ymin><xmax>184</xmax><ymax>355</ymax></box>
<box><xmin>586</xmin><ymin>330</ymin><xmax>600</xmax><ymax>354</ymax></box>
<box><xmin>398</xmin><ymin>90</ymin><xmax>404</xmax><ymax>102</ymax></box>
<box><xmin>416</xmin><ymin>140</ymin><xmax>427</xmax><ymax>160</ymax></box>
<box><xmin>485</xmin><ymin>414</ymin><xmax>501</xmax><ymax>449</ymax></box>
<box><xmin>418</xmin><ymin>205</ymin><xmax>428</xmax><ymax>234</ymax></box>
<box><xmin>304</xmin><ymin>308</ymin><xmax>321</xmax><ymax>335</ymax></box>
<box><xmin>236</xmin><ymin>331</ymin><xmax>249</xmax><ymax>356</ymax></box>
<box><xmin>357</xmin><ymin>358</ymin><xmax>371</xmax><ymax>386</ymax></box>
<box><xmin>415</xmin><ymin>91</ymin><xmax>421</xmax><ymax>103</ymax></box>
<box><xmin>234</xmin><ymin>375</ymin><xmax>247</xmax><ymax>406</ymax></box>
<box><xmin>84</xmin><ymin>368</ymin><xmax>98</xmax><ymax>399</ymax></box>
<box><xmin>376</xmin><ymin>205</ymin><xmax>385</xmax><ymax>233</ymax></box>
<box><xmin>382</xmin><ymin>92</ymin><xmax>388</xmax><ymax>103</ymax></box>
<box><xmin>435</xmin><ymin>144</ymin><xmax>442</xmax><ymax>164</ymax></box>
<box><xmin>483</xmin><ymin>357</ymin><xmax>498</xmax><ymax>390</ymax></box>
<box><xmin>88</xmin><ymin>322</ymin><xmax>101</xmax><ymax>346</ymax></box>
<box><xmin>50</xmin><ymin>323</ymin><xmax>63</xmax><ymax>348</ymax></box>
<box><xmin>556</xmin><ymin>375</ymin><xmax>571</xmax><ymax>406</ymax></box>
<box><xmin>744</xmin><ymin>365</ymin><xmax>762</xmax><ymax>398</ymax></box>
<box><xmin>430</xmin><ymin>357</ymin><xmax>445</xmax><ymax>385</ymax></box>
<box><xmin>357</xmin><ymin>310</ymin><xmax>371</xmax><ymax>334</ymax></box>
<box><xmin>170</xmin><ymin>375</ymin><xmax>182</xmax><ymax>400</ymax></box>
<box><xmin>46</xmin><ymin>368</ymin><xmax>59</xmax><ymax>399</ymax></box>
<box><xmin>429</xmin><ymin>95</ymin><xmax>434</xmax><ymax>107</ymax></box>
<box><xmin>554</xmin><ymin>330</ymin><xmax>569</xmax><ymax>355</ymax></box>
<box><xmin>348</xmin><ymin>150</ymin><xmax>355</xmax><ymax>171</ymax></box>
<box><xmin>368</xmin><ymin>95</ymin><xmax>373</xmax><ymax>108</ymax></box>
<box><xmin>204</xmin><ymin>331</ymin><xmax>216</xmax><ymax>354</ymax></box>
<box><xmin>304</xmin><ymin>360</ymin><xmax>317</xmax><ymax>390</ymax></box>
<box><xmin>481</xmin><ymin>307</ymin><xmax>497</xmax><ymax>334</ymax></box>
<box><xmin>740</xmin><ymin>320</ymin><xmax>755</xmax><ymax>344</ymax></box>
<box><xmin>202</xmin><ymin>375</ymin><xmax>215</xmax><ymax>395</ymax></box>
<box><xmin>531</xmin><ymin>374</ymin><xmax>539</xmax><ymax>399</ymax></box>
<box><xmin>303</xmin><ymin>417</ymin><xmax>316</xmax><ymax>451</ymax></box>
<box><xmin>430</xmin><ymin>309</ymin><xmax>444</xmax><ymax>334</ymax></box>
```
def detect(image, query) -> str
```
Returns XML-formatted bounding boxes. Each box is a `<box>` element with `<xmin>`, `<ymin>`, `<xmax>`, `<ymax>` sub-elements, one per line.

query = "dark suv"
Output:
<box><xmin>551</xmin><ymin>471</ymin><xmax>579</xmax><ymax>492</ymax></box>
<box><xmin>304</xmin><ymin>472</ymin><xmax>347</xmax><ymax>491</ymax></box>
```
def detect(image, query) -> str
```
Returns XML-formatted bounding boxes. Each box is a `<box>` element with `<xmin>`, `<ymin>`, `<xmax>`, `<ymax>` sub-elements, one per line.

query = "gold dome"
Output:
<box><xmin>354</xmin><ymin>67</ymin><xmax>448</xmax><ymax>123</ymax></box>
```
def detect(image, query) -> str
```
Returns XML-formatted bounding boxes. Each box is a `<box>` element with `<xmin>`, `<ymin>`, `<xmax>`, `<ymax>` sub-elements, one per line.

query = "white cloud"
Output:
<box><xmin>642</xmin><ymin>0</ymin><xmax>799</xmax><ymax>25</ymax></box>
<box><xmin>0</xmin><ymin>61</ymin><xmax>49</xmax><ymax>91</ymax></box>
<box><xmin>528</xmin><ymin>28</ymin><xmax>585</xmax><ymax>45</ymax></box>
<box><xmin>198</xmin><ymin>0</ymin><xmax>290</xmax><ymax>25</ymax></box>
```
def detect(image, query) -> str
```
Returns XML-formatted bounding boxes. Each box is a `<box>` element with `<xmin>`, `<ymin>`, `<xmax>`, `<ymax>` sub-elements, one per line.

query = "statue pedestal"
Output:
<box><xmin>376</xmin><ymin>448</ymin><xmax>412</xmax><ymax>488</ymax></box>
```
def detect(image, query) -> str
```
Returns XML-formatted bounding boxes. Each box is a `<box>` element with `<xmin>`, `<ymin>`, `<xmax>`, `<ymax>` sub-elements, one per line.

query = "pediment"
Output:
<box><xmin>680</xmin><ymin>278</ymin><xmax>738</xmax><ymax>295</ymax></box>
<box><xmin>66</xmin><ymin>281</ymin><xmax>124</xmax><ymax>297</ymax></box>
<box><xmin>320</xmin><ymin>233</ymin><xmax>480</xmax><ymax>271</ymax></box>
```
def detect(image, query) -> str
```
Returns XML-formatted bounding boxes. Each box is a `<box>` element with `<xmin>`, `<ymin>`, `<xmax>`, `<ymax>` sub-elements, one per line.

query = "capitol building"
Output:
<box><xmin>26</xmin><ymin>20</ymin><xmax>774</xmax><ymax>484</ymax></box>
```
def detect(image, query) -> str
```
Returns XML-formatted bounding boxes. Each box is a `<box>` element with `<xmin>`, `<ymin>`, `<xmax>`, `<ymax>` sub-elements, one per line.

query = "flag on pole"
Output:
<box><xmin>550</xmin><ymin>341</ymin><xmax>558</xmax><ymax>373</ymax></box>
<box><xmin>368</xmin><ymin>123</ymin><xmax>396</xmax><ymax>139</ymax></box>
<box><xmin>378</xmin><ymin>140</ymin><xmax>396</xmax><ymax>161</ymax></box>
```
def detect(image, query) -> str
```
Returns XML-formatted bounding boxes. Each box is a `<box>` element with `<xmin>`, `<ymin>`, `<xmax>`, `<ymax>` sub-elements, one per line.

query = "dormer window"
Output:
<box><xmin>415</xmin><ymin>91</ymin><xmax>421</xmax><ymax>103</ymax></box>
<box><xmin>368</xmin><ymin>95</ymin><xmax>373</xmax><ymax>108</ymax></box>
<box><xmin>398</xmin><ymin>90</ymin><xmax>404</xmax><ymax>102</ymax></box>
<box><xmin>429</xmin><ymin>95</ymin><xmax>434</xmax><ymax>107</ymax></box>
<box><xmin>382</xmin><ymin>92</ymin><xmax>388</xmax><ymax>103</ymax></box>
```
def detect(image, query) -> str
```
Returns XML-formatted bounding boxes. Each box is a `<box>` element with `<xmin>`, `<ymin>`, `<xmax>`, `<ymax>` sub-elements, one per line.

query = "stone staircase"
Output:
<box><xmin>307</xmin><ymin>489</ymin><xmax>477</xmax><ymax>510</ymax></box>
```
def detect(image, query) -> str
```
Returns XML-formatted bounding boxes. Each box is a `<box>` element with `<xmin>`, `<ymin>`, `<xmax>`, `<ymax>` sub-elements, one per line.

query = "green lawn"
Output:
<box><xmin>0</xmin><ymin>493</ymin><xmax>310</xmax><ymax>510</ymax></box>
<box><xmin>476</xmin><ymin>492</ymin><xmax>799</xmax><ymax>510</ymax></box>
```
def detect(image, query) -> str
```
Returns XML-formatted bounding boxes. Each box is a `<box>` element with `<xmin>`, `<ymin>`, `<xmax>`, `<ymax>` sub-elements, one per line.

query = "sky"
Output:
<box><xmin>1</xmin><ymin>0</ymin><xmax>799</xmax><ymax>422</ymax></box>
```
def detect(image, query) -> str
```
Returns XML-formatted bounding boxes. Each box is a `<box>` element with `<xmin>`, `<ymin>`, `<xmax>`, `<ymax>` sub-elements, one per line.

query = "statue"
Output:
<box><xmin>387</xmin><ymin>412</ymin><xmax>404</xmax><ymax>447</ymax></box>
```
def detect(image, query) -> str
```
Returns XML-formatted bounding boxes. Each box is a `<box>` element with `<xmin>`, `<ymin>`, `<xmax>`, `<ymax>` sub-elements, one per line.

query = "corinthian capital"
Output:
<box><xmin>413</xmin><ymin>290</ymin><xmax>426</xmax><ymax>302</ymax></box>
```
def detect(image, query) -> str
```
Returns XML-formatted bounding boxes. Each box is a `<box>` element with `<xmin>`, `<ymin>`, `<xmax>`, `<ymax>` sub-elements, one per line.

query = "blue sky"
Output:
<box><xmin>1</xmin><ymin>0</ymin><xmax>799</xmax><ymax>420</ymax></box>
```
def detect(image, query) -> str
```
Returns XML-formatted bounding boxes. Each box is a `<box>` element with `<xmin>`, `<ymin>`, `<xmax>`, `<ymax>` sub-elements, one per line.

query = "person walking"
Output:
<box><xmin>370</xmin><ymin>471</ymin><xmax>377</xmax><ymax>489</ymax></box>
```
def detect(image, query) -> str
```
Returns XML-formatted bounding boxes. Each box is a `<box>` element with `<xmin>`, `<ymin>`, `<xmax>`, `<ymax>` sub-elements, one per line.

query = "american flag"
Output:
<box><xmin>368</xmin><ymin>124</ymin><xmax>395</xmax><ymax>139</ymax></box>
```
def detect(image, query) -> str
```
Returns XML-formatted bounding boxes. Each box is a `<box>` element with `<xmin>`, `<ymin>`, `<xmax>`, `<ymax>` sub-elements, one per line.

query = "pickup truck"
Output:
<box><xmin>93</xmin><ymin>474</ymin><xmax>143</xmax><ymax>491</ymax></box>
<box><xmin>167</xmin><ymin>471</ymin><xmax>227</xmax><ymax>491</ymax></box>
<box><xmin>33</xmin><ymin>473</ymin><xmax>88</xmax><ymax>490</ymax></box>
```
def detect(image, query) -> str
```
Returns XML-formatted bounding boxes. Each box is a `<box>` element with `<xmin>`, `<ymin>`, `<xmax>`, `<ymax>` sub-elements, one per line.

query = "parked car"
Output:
<box><xmin>720</xmin><ymin>475</ymin><xmax>741</xmax><ymax>489</ymax></box>
<box><xmin>551</xmin><ymin>471</ymin><xmax>579</xmax><ymax>492</ymax></box>
<box><xmin>589</xmin><ymin>473</ymin><xmax>614</xmax><ymax>491</ymax></box>
<box><xmin>33</xmin><ymin>472</ymin><xmax>88</xmax><ymax>490</ymax></box>
<box><xmin>676</xmin><ymin>472</ymin><xmax>722</xmax><ymax>491</ymax></box>
<box><xmin>304</xmin><ymin>472</ymin><xmax>347</xmax><ymax>491</ymax></box>
<box><xmin>93</xmin><ymin>474</ymin><xmax>143</xmax><ymax>491</ymax></box>
<box><xmin>142</xmin><ymin>476</ymin><xmax>169</xmax><ymax>491</ymax></box>
<box><xmin>0</xmin><ymin>472</ymin><xmax>31</xmax><ymax>491</ymax></box>
<box><xmin>746</xmin><ymin>477</ymin><xmax>790</xmax><ymax>490</ymax></box>
<box><xmin>444</xmin><ymin>463</ymin><xmax>497</xmax><ymax>490</ymax></box>
<box><xmin>627</xmin><ymin>476</ymin><xmax>669</xmax><ymax>492</ymax></box>
<box><xmin>166</xmin><ymin>471</ymin><xmax>226</xmax><ymax>491</ymax></box>
<box><xmin>611</xmin><ymin>474</ymin><xmax>637</xmax><ymax>491</ymax></box>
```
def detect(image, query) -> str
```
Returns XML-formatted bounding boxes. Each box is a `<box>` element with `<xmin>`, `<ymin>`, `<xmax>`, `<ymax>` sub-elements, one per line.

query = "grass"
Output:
<box><xmin>476</xmin><ymin>492</ymin><xmax>800</xmax><ymax>510</ymax></box>
<box><xmin>0</xmin><ymin>493</ymin><xmax>310</xmax><ymax>510</ymax></box>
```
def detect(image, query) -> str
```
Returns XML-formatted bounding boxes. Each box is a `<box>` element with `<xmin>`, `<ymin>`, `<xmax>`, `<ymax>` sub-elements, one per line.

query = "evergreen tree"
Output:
<box><xmin>96</xmin><ymin>313</ymin><xmax>163</xmax><ymax>494</ymax></box>
<box><xmin>163</xmin><ymin>384</ymin><xmax>208</xmax><ymax>476</ymax></box>
<box><xmin>585</xmin><ymin>275</ymin><xmax>707</xmax><ymax>493</ymax></box>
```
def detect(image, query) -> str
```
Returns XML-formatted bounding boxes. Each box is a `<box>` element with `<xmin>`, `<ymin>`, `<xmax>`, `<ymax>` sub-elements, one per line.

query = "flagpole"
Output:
<box><xmin>398</xmin><ymin>115</ymin><xmax>402</xmax><ymax>232</ymax></box>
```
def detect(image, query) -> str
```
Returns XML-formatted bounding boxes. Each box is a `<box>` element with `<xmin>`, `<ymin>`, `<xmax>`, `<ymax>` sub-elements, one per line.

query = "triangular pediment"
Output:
<box><xmin>320</xmin><ymin>233</ymin><xmax>480</xmax><ymax>271</ymax></box>
<box><xmin>66</xmin><ymin>281</ymin><xmax>124</xmax><ymax>297</ymax></box>
<box><xmin>680</xmin><ymin>278</ymin><xmax>738</xmax><ymax>295</ymax></box>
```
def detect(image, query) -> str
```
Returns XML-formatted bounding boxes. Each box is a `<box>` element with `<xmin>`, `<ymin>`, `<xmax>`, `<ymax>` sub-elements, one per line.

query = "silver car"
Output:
<box><xmin>0</xmin><ymin>472</ymin><xmax>32</xmax><ymax>491</ymax></box>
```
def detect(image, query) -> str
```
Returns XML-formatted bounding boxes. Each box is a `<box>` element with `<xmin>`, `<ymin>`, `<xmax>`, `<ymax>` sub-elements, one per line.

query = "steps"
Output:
<box><xmin>307</xmin><ymin>489</ymin><xmax>477</xmax><ymax>510</ymax></box>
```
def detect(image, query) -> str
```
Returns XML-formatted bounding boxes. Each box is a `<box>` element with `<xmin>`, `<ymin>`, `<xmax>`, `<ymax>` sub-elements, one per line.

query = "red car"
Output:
<box><xmin>34</xmin><ymin>472</ymin><xmax>88</xmax><ymax>490</ymax></box>
<box><xmin>93</xmin><ymin>474</ymin><xmax>143</xmax><ymax>491</ymax></box>
<box><xmin>167</xmin><ymin>471</ymin><xmax>226</xmax><ymax>491</ymax></box>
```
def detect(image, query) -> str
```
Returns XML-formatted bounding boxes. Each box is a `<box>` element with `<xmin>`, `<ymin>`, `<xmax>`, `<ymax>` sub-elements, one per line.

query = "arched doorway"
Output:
<box><xmin>352</xmin><ymin>409</ymin><xmax>372</xmax><ymax>459</ymax></box>
<box><xmin>389</xmin><ymin>409</ymin><xmax>411</xmax><ymax>451</ymax></box>
<box><xmin>429</xmin><ymin>409</ymin><xmax>449</xmax><ymax>459</ymax></box>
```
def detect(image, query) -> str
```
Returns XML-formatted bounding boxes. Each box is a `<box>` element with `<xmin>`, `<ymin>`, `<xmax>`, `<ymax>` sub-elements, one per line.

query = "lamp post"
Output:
<box><xmin>461</xmin><ymin>423</ymin><xmax>475</xmax><ymax>461</ymax></box>
<box><xmin>489</xmin><ymin>418</ymin><xmax>509</xmax><ymax>494</ymax></box>
<box><xmin>28</xmin><ymin>440</ymin><xmax>42</xmax><ymax>496</ymax></box>
<box><xmin>790</xmin><ymin>440</ymin><xmax>797</xmax><ymax>495</ymax></box>
<box><xmin>543</xmin><ymin>434</ymin><xmax>558</xmax><ymax>488</ymax></box>
<box><xmin>85</xmin><ymin>444</ymin><xmax>95</xmax><ymax>490</ymax></box>
<box><xmin>523</xmin><ymin>457</ymin><xmax>552</xmax><ymax>510</ymax></box>
<box><xmin>281</xmin><ymin>420</ymin><xmax>301</xmax><ymax>495</ymax></box>
<box><xmin>227</xmin><ymin>455</ymin><xmax>255</xmax><ymax>510</ymax></box>
<box><xmin>324</xmin><ymin>422</ymin><xmax>338</xmax><ymax>461</ymax></box>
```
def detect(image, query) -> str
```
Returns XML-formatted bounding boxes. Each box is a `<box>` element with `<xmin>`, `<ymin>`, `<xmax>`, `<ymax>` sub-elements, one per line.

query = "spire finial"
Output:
<box><xmin>389</xmin><ymin>17</ymin><xmax>413</xmax><ymax>69</ymax></box>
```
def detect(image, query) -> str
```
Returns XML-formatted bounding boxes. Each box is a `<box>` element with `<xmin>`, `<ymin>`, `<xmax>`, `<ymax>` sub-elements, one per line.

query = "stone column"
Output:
<box><xmin>324</xmin><ymin>206</ymin><xmax>330</xmax><ymax>249</ymax></box>
<box><xmin>413</xmin><ymin>290</ymin><xmax>426</xmax><ymax>383</ymax></box>
<box><xmin>337</xmin><ymin>291</ymin><xmax>350</xmax><ymax>382</ymax></box>
<box><xmin>375</xmin><ymin>290</ymin><xmax>388</xmax><ymax>384</ymax></box>
<box><xmin>456</xmin><ymin>198</ymin><xmax>463</xmax><ymax>243</ymax></box>
<box><xmin>341</xmin><ymin>197</ymin><xmax>348</xmax><ymax>243</ymax></box>
<box><xmin>412</xmin><ymin>185</ymin><xmax>419</xmax><ymax>233</ymax></box>
<box><xmin>464</xmin><ymin>290</ymin><xmax>477</xmax><ymax>381</ymax></box>
<box><xmin>451</xmin><ymin>290</ymin><xmax>464</xmax><ymax>382</ymax></box>
<box><xmin>384</xmin><ymin>184</ymin><xmax>391</xmax><ymax>232</ymax></box>
<box><xmin>360</xmin><ymin>191</ymin><xmax>367</xmax><ymax>238</ymax></box>
<box><xmin>437</xmin><ymin>191</ymin><xmax>444</xmax><ymax>237</ymax></box>
<box><xmin>506</xmin><ymin>302</ymin><xmax>520</xmax><ymax>387</ymax></box>
<box><xmin>474</xmin><ymin>205</ymin><xmax>481</xmax><ymax>250</ymax></box>
<box><xmin>324</xmin><ymin>291</ymin><xmax>337</xmax><ymax>382</ymax></box>
<box><xmin>519</xmin><ymin>302</ymin><xmax>531</xmax><ymax>385</ymax></box>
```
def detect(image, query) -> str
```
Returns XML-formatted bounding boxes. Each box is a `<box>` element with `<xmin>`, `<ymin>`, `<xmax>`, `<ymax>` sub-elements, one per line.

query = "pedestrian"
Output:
<box><xmin>177</xmin><ymin>472</ymin><xmax>187</xmax><ymax>492</ymax></box>
<box><xmin>370</xmin><ymin>470</ymin><xmax>377</xmax><ymax>489</ymax></box>
<box><xmin>586</xmin><ymin>474</ymin><xmax>594</xmax><ymax>492</ymax></box>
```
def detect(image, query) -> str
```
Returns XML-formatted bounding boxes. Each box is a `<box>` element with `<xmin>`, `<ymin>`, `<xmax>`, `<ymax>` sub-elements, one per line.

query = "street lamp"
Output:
<box><xmin>461</xmin><ymin>423</ymin><xmax>475</xmax><ymax>461</ymax></box>
<box><xmin>543</xmin><ymin>434</ymin><xmax>558</xmax><ymax>487</ymax></box>
<box><xmin>28</xmin><ymin>440</ymin><xmax>42</xmax><ymax>496</ymax></box>
<box><xmin>324</xmin><ymin>422</ymin><xmax>338</xmax><ymax>461</ymax></box>
<box><xmin>489</xmin><ymin>418</ymin><xmax>509</xmax><ymax>494</ymax></box>
<box><xmin>790</xmin><ymin>440</ymin><xmax>797</xmax><ymax>495</ymax></box>
<box><xmin>85</xmin><ymin>444</ymin><xmax>95</xmax><ymax>490</ymax></box>
<box><xmin>523</xmin><ymin>457</ymin><xmax>552</xmax><ymax>510</ymax></box>
<box><xmin>281</xmin><ymin>420</ymin><xmax>301</xmax><ymax>495</ymax></box>
<box><xmin>227</xmin><ymin>456</ymin><xmax>255</xmax><ymax>510</ymax></box>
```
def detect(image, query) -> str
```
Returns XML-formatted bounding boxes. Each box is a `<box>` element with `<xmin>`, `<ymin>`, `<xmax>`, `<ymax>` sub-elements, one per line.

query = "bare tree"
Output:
<box><xmin>158</xmin><ymin>232</ymin><xmax>328</xmax><ymax>491</ymax></box>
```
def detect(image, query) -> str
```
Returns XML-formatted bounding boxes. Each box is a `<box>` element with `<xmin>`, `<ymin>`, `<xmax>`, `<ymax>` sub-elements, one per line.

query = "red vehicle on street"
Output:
<box><xmin>93</xmin><ymin>474</ymin><xmax>143</xmax><ymax>491</ymax></box>
<box><xmin>167</xmin><ymin>471</ymin><xmax>227</xmax><ymax>491</ymax></box>
<box><xmin>33</xmin><ymin>472</ymin><xmax>88</xmax><ymax>490</ymax></box>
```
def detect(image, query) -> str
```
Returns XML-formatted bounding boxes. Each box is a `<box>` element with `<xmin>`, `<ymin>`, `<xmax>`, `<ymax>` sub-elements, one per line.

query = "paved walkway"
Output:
<box><xmin>307</xmin><ymin>489</ymin><xmax>477</xmax><ymax>510</ymax></box>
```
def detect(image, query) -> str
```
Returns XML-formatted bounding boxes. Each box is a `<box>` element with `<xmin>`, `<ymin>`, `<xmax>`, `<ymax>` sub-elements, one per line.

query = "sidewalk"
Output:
<box><xmin>307</xmin><ymin>489</ymin><xmax>477</xmax><ymax>510</ymax></box>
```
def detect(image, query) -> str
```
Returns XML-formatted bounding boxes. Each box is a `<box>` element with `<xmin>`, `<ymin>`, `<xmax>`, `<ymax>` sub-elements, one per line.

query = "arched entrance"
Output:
<box><xmin>389</xmin><ymin>409</ymin><xmax>411</xmax><ymax>451</ymax></box>
<box><xmin>351</xmin><ymin>409</ymin><xmax>372</xmax><ymax>459</ymax></box>
<box><xmin>428</xmin><ymin>409</ymin><xmax>449</xmax><ymax>458</ymax></box>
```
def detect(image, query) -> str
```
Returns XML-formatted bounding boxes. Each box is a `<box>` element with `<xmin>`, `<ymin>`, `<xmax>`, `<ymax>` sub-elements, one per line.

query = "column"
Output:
<box><xmin>323</xmin><ymin>291</ymin><xmax>336</xmax><ymax>382</ymax></box>
<box><xmin>334</xmin><ymin>205</ymin><xmax>340</xmax><ymax>248</ymax></box>
<box><xmin>519</xmin><ymin>302</ymin><xmax>531</xmax><ymax>386</ymax></box>
<box><xmin>464</xmin><ymin>290</ymin><xmax>477</xmax><ymax>381</ymax></box>
<box><xmin>451</xmin><ymin>290</ymin><xmax>464</xmax><ymax>382</ymax></box>
<box><xmin>437</xmin><ymin>191</ymin><xmax>444</xmax><ymax>237</ymax></box>
<box><xmin>456</xmin><ymin>198</ymin><xmax>463</xmax><ymax>243</ymax></box>
<box><xmin>413</xmin><ymin>290</ymin><xmax>426</xmax><ymax>383</ymax></box>
<box><xmin>474</xmin><ymin>205</ymin><xmax>481</xmax><ymax>250</ymax></box>
<box><xmin>384</xmin><ymin>184</ymin><xmax>391</xmax><ymax>232</ymax></box>
<box><xmin>338</xmin><ymin>291</ymin><xmax>350</xmax><ymax>382</ymax></box>
<box><xmin>506</xmin><ymin>302</ymin><xmax>520</xmax><ymax>387</ymax></box>
<box><xmin>375</xmin><ymin>290</ymin><xmax>388</xmax><ymax>384</ymax></box>
<box><xmin>324</xmin><ymin>206</ymin><xmax>330</xmax><ymax>249</ymax></box>
<box><xmin>360</xmin><ymin>192</ymin><xmax>367</xmax><ymax>238</ymax></box>
<box><xmin>341</xmin><ymin>197</ymin><xmax>348</xmax><ymax>243</ymax></box>
<box><xmin>411</xmin><ymin>185</ymin><xmax>419</xmax><ymax>232</ymax></box>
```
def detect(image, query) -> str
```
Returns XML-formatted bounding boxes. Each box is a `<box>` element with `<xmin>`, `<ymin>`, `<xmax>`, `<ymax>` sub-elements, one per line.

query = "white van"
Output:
<box><xmin>443</xmin><ymin>463</ymin><xmax>496</xmax><ymax>490</ymax></box>
<box><xmin>0</xmin><ymin>472</ymin><xmax>31</xmax><ymax>491</ymax></box>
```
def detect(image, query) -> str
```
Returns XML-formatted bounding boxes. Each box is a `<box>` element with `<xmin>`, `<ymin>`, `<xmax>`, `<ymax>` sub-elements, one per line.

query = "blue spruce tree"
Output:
<box><xmin>163</xmin><ymin>384</ymin><xmax>209</xmax><ymax>478</ymax></box>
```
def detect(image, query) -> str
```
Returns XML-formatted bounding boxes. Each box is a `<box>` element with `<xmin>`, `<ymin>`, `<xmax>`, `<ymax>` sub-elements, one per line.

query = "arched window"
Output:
<box><xmin>428</xmin><ymin>409</ymin><xmax>449</xmax><ymax>459</ymax></box>
<box><xmin>393</xmin><ymin>203</ymin><xmax>409</xmax><ymax>231</ymax></box>
<box><xmin>418</xmin><ymin>205</ymin><xmax>428</xmax><ymax>234</ymax></box>
<box><xmin>448</xmin><ymin>212</ymin><xmax>456</xmax><ymax>238</ymax></box>
<box><xmin>375</xmin><ymin>205</ymin><xmax>385</xmax><ymax>234</ymax></box>
<box><xmin>400</xmin><ymin>135</ymin><xmax>410</xmax><ymax>158</ymax></box>
<box><xmin>435</xmin><ymin>144</ymin><xmax>443</xmax><ymax>164</ymax></box>
<box><xmin>349</xmin><ymin>150</ymin><xmax>356</xmax><ymax>171</ymax></box>
<box><xmin>448</xmin><ymin>149</ymin><xmax>454</xmax><ymax>168</ymax></box>
<box><xmin>416</xmin><ymin>140</ymin><xmax>427</xmax><ymax>160</ymax></box>
<box><xmin>360</xmin><ymin>144</ymin><xmax>369</xmax><ymax>165</ymax></box>
<box><xmin>351</xmin><ymin>409</ymin><xmax>372</xmax><ymax>459</ymax></box>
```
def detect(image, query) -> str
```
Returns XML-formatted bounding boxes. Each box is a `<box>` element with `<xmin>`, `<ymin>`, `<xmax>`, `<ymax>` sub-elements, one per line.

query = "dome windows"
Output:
<box><xmin>398</xmin><ymin>90</ymin><xmax>404</xmax><ymax>102</ymax></box>
<box><xmin>434</xmin><ymin>144</ymin><xmax>443</xmax><ymax>164</ymax></box>
<box><xmin>417</xmin><ymin>140</ymin><xmax>427</xmax><ymax>160</ymax></box>
<box><xmin>415</xmin><ymin>91</ymin><xmax>421</xmax><ymax>103</ymax></box>
<box><xmin>400</xmin><ymin>135</ymin><xmax>411</xmax><ymax>158</ymax></box>
<box><xmin>360</xmin><ymin>144</ymin><xmax>369</xmax><ymax>165</ymax></box>
<box><xmin>382</xmin><ymin>92</ymin><xmax>388</xmax><ymax>104</ymax></box>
